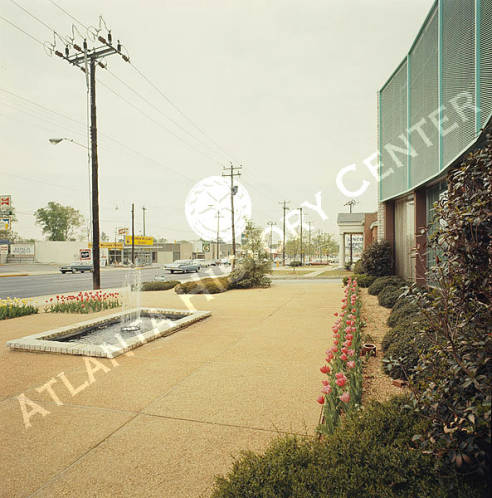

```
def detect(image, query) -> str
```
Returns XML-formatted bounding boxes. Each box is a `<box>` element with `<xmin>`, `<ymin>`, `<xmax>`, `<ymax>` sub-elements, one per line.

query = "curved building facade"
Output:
<box><xmin>377</xmin><ymin>0</ymin><xmax>491</xmax><ymax>284</ymax></box>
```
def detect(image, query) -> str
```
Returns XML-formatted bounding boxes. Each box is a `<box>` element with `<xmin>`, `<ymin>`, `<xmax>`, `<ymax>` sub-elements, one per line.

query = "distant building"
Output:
<box><xmin>377</xmin><ymin>0</ymin><xmax>491</xmax><ymax>284</ymax></box>
<box><xmin>337</xmin><ymin>212</ymin><xmax>378</xmax><ymax>267</ymax></box>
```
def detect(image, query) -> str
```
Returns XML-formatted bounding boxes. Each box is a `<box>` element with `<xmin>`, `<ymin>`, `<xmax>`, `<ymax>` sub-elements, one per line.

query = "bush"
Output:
<box><xmin>174</xmin><ymin>276</ymin><xmax>230</xmax><ymax>294</ymax></box>
<box><xmin>378</xmin><ymin>285</ymin><xmax>403</xmax><ymax>308</ymax></box>
<box><xmin>383</xmin><ymin>317</ymin><xmax>432</xmax><ymax>379</ymax></box>
<box><xmin>141</xmin><ymin>280</ymin><xmax>179</xmax><ymax>291</ymax></box>
<box><xmin>353</xmin><ymin>259</ymin><xmax>364</xmax><ymax>274</ymax></box>
<box><xmin>368</xmin><ymin>275</ymin><xmax>406</xmax><ymax>296</ymax></box>
<box><xmin>354</xmin><ymin>273</ymin><xmax>377</xmax><ymax>288</ymax></box>
<box><xmin>288</xmin><ymin>260</ymin><xmax>302</xmax><ymax>267</ymax></box>
<box><xmin>387</xmin><ymin>301</ymin><xmax>419</xmax><ymax>327</ymax></box>
<box><xmin>212</xmin><ymin>397</ymin><xmax>484</xmax><ymax>497</ymax></box>
<box><xmin>229</xmin><ymin>256</ymin><xmax>271</xmax><ymax>289</ymax></box>
<box><xmin>359</xmin><ymin>240</ymin><xmax>394</xmax><ymax>276</ymax></box>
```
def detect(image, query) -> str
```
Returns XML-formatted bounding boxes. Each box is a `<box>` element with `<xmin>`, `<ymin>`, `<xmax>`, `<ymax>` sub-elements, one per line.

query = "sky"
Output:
<box><xmin>1</xmin><ymin>0</ymin><xmax>435</xmax><ymax>243</ymax></box>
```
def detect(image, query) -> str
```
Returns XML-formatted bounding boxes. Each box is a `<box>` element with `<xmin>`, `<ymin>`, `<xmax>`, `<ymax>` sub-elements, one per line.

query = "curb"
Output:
<box><xmin>0</xmin><ymin>273</ymin><xmax>29</xmax><ymax>278</ymax></box>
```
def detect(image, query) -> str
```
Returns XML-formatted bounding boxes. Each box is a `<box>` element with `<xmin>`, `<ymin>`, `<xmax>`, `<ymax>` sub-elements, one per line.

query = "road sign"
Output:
<box><xmin>124</xmin><ymin>236</ymin><xmax>154</xmax><ymax>246</ymax></box>
<box><xmin>0</xmin><ymin>195</ymin><xmax>11</xmax><ymax>213</ymax></box>
<box><xmin>0</xmin><ymin>244</ymin><xmax>8</xmax><ymax>255</ymax></box>
<box><xmin>80</xmin><ymin>249</ymin><xmax>91</xmax><ymax>260</ymax></box>
<box><xmin>202</xmin><ymin>242</ymin><xmax>210</xmax><ymax>252</ymax></box>
<box><xmin>0</xmin><ymin>217</ymin><xmax>10</xmax><ymax>231</ymax></box>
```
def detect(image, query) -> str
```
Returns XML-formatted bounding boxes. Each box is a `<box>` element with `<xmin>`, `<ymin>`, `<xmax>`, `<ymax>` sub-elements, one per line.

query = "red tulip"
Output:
<box><xmin>340</xmin><ymin>353</ymin><xmax>348</xmax><ymax>361</ymax></box>
<box><xmin>336</xmin><ymin>375</ymin><xmax>347</xmax><ymax>387</ymax></box>
<box><xmin>317</xmin><ymin>395</ymin><xmax>325</xmax><ymax>405</ymax></box>
<box><xmin>320</xmin><ymin>365</ymin><xmax>329</xmax><ymax>374</ymax></box>
<box><xmin>322</xmin><ymin>380</ymin><xmax>329</xmax><ymax>386</ymax></box>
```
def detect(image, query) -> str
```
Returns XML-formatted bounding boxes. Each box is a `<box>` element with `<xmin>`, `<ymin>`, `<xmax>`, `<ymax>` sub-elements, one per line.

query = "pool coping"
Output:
<box><xmin>6</xmin><ymin>307</ymin><xmax>211</xmax><ymax>358</ymax></box>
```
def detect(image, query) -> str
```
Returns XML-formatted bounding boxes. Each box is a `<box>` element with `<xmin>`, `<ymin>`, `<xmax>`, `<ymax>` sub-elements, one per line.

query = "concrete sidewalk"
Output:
<box><xmin>0</xmin><ymin>280</ymin><xmax>341</xmax><ymax>497</ymax></box>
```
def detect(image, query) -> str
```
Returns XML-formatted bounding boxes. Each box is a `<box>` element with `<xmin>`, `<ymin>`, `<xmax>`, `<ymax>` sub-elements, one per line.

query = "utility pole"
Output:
<box><xmin>222</xmin><ymin>163</ymin><xmax>242</xmax><ymax>268</ymax></box>
<box><xmin>299</xmin><ymin>207</ymin><xmax>303</xmax><ymax>266</ymax></box>
<box><xmin>344</xmin><ymin>199</ymin><xmax>358</xmax><ymax>267</ymax></box>
<box><xmin>267</xmin><ymin>221</ymin><xmax>277</xmax><ymax>260</ymax></box>
<box><xmin>279</xmin><ymin>201</ymin><xmax>289</xmax><ymax>266</ymax></box>
<box><xmin>142</xmin><ymin>206</ymin><xmax>146</xmax><ymax>236</ymax></box>
<box><xmin>131</xmin><ymin>203</ymin><xmax>135</xmax><ymax>265</ymax></box>
<box><xmin>54</xmin><ymin>27</ymin><xmax>129</xmax><ymax>289</ymax></box>
<box><xmin>307</xmin><ymin>221</ymin><xmax>312</xmax><ymax>264</ymax></box>
<box><xmin>215</xmin><ymin>210</ymin><xmax>223</xmax><ymax>260</ymax></box>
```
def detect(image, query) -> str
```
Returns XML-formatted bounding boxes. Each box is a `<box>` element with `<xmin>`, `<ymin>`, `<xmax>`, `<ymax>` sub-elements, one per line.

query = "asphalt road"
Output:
<box><xmin>0</xmin><ymin>267</ymin><xmax>228</xmax><ymax>299</ymax></box>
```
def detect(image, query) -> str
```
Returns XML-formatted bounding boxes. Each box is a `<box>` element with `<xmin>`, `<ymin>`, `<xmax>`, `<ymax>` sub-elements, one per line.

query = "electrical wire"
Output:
<box><xmin>47</xmin><ymin>0</ymin><xmax>88</xmax><ymax>30</ymax></box>
<box><xmin>105</xmin><ymin>67</ymin><xmax>227</xmax><ymax>163</ymax></box>
<box><xmin>0</xmin><ymin>14</ymin><xmax>46</xmax><ymax>47</ymax></box>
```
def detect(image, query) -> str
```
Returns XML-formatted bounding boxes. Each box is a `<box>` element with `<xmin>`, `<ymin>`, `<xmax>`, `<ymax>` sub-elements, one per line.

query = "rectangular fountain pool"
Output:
<box><xmin>6</xmin><ymin>308</ymin><xmax>211</xmax><ymax>358</ymax></box>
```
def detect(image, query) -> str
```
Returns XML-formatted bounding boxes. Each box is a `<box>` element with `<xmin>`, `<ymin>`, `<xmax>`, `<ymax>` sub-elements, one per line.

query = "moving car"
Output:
<box><xmin>59</xmin><ymin>261</ymin><xmax>93</xmax><ymax>274</ymax></box>
<box><xmin>164</xmin><ymin>260</ymin><xmax>200</xmax><ymax>274</ymax></box>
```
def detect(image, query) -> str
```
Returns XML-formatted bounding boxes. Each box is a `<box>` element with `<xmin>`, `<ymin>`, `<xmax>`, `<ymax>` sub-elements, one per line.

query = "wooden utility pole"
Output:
<box><xmin>88</xmin><ymin>59</ymin><xmax>101</xmax><ymax>288</ymax></box>
<box><xmin>307</xmin><ymin>221</ymin><xmax>312</xmax><ymax>264</ymax></box>
<box><xmin>54</xmin><ymin>29</ymin><xmax>129</xmax><ymax>288</ymax></box>
<box><xmin>216</xmin><ymin>210</ymin><xmax>223</xmax><ymax>260</ymax></box>
<box><xmin>131</xmin><ymin>203</ymin><xmax>135</xmax><ymax>265</ymax></box>
<box><xmin>280</xmin><ymin>201</ymin><xmax>289</xmax><ymax>266</ymax></box>
<box><xmin>222</xmin><ymin>163</ymin><xmax>242</xmax><ymax>268</ymax></box>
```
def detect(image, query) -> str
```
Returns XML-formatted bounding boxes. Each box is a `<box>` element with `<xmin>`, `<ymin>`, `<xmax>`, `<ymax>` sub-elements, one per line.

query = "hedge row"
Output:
<box><xmin>141</xmin><ymin>280</ymin><xmax>180</xmax><ymax>291</ymax></box>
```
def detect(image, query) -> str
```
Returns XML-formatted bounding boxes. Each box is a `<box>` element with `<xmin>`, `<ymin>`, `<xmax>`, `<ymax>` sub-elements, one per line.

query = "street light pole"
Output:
<box><xmin>299</xmin><ymin>207</ymin><xmax>303</xmax><ymax>266</ymax></box>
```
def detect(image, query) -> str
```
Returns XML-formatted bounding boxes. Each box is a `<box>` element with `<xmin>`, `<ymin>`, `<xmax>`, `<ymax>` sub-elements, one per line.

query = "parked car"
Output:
<box><xmin>192</xmin><ymin>259</ymin><xmax>205</xmax><ymax>269</ymax></box>
<box><xmin>164</xmin><ymin>260</ymin><xmax>199</xmax><ymax>274</ymax></box>
<box><xmin>59</xmin><ymin>261</ymin><xmax>93</xmax><ymax>274</ymax></box>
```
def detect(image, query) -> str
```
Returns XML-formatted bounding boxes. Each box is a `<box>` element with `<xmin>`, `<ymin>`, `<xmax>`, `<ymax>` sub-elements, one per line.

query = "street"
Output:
<box><xmin>0</xmin><ymin>267</ymin><xmax>228</xmax><ymax>299</ymax></box>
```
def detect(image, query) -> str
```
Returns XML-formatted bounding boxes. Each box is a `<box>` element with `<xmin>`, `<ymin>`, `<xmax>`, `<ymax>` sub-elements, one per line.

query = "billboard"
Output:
<box><xmin>80</xmin><ymin>249</ymin><xmax>91</xmax><ymax>260</ymax></box>
<box><xmin>88</xmin><ymin>242</ymin><xmax>123</xmax><ymax>249</ymax></box>
<box><xmin>0</xmin><ymin>217</ymin><xmax>10</xmax><ymax>231</ymax></box>
<box><xmin>124</xmin><ymin>236</ymin><xmax>154</xmax><ymax>246</ymax></box>
<box><xmin>11</xmin><ymin>244</ymin><xmax>34</xmax><ymax>256</ymax></box>
<box><xmin>0</xmin><ymin>195</ymin><xmax>11</xmax><ymax>213</ymax></box>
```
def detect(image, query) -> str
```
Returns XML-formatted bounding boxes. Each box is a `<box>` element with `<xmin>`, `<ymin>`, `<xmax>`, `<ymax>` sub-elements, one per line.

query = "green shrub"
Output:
<box><xmin>383</xmin><ymin>318</ymin><xmax>432</xmax><ymax>380</ymax></box>
<box><xmin>288</xmin><ymin>260</ymin><xmax>302</xmax><ymax>267</ymax></box>
<box><xmin>174</xmin><ymin>276</ymin><xmax>230</xmax><ymax>294</ymax></box>
<box><xmin>353</xmin><ymin>259</ymin><xmax>364</xmax><ymax>274</ymax></box>
<box><xmin>353</xmin><ymin>273</ymin><xmax>377</xmax><ymax>288</ymax></box>
<box><xmin>229</xmin><ymin>256</ymin><xmax>271</xmax><ymax>289</ymax></box>
<box><xmin>378</xmin><ymin>285</ymin><xmax>403</xmax><ymax>308</ymax></box>
<box><xmin>368</xmin><ymin>275</ymin><xmax>406</xmax><ymax>296</ymax></box>
<box><xmin>212</xmin><ymin>397</ymin><xmax>484</xmax><ymax>497</ymax></box>
<box><xmin>387</xmin><ymin>301</ymin><xmax>419</xmax><ymax>327</ymax></box>
<box><xmin>141</xmin><ymin>280</ymin><xmax>179</xmax><ymax>291</ymax></box>
<box><xmin>359</xmin><ymin>240</ymin><xmax>394</xmax><ymax>276</ymax></box>
<box><xmin>382</xmin><ymin>315</ymin><xmax>428</xmax><ymax>352</ymax></box>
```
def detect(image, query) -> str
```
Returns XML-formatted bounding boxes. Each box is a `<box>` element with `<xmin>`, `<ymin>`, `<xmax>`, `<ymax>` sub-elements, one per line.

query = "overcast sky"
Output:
<box><xmin>1</xmin><ymin>0</ymin><xmax>435</xmax><ymax>242</ymax></box>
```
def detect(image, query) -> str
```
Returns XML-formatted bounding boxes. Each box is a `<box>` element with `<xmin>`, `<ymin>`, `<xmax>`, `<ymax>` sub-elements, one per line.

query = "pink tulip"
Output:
<box><xmin>341</xmin><ymin>347</ymin><xmax>348</xmax><ymax>354</ymax></box>
<box><xmin>333</xmin><ymin>339</ymin><xmax>338</xmax><ymax>345</ymax></box>
<box><xmin>336</xmin><ymin>376</ymin><xmax>347</xmax><ymax>387</ymax></box>
<box><xmin>317</xmin><ymin>395</ymin><xmax>325</xmax><ymax>405</ymax></box>
<box><xmin>335</xmin><ymin>372</ymin><xmax>345</xmax><ymax>379</ymax></box>
<box><xmin>326</xmin><ymin>352</ymin><xmax>334</xmax><ymax>362</ymax></box>
<box><xmin>340</xmin><ymin>392</ymin><xmax>350</xmax><ymax>403</ymax></box>
<box><xmin>340</xmin><ymin>353</ymin><xmax>348</xmax><ymax>361</ymax></box>
<box><xmin>321</xmin><ymin>385</ymin><xmax>332</xmax><ymax>394</ymax></box>
<box><xmin>331</xmin><ymin>346</ymin><xmax>338</xmax><ymax>353</ymax></box>
<box><xmin>348</xmin><ymin>349</ymin><xmax>355</xmax><ymax>357</ymax></box>
<box><xmin>322</xmin><ymin>380</ymin><xmax>329</xmax><ymax>386</ymax></box>
<box><xmin>347</xmin><ymin>361</ymin><xmax>355</xmax><ymax>369</ymax></box>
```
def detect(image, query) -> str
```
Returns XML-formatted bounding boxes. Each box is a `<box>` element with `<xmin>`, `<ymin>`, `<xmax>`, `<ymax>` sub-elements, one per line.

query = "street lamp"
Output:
<box><xmin>49</xmin><ymin>136</ymin><xmax>101</xmax><ymax>290</ymax></box>
<box><xmin>49</xmin><ymin>137</ymin><xmax>87</xmax><ymax>148</ymax></box>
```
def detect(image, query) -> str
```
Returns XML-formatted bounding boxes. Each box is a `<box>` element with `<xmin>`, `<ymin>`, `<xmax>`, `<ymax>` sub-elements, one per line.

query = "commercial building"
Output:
<box><xmin>337</xmin><ymin>213</ymin><xmax>378</xmax><ymax>268</ymax></box>
<box><xmin>377</xmin><ymin>0</ymin><xmax>491</xmax><ymax>284</ymax></box>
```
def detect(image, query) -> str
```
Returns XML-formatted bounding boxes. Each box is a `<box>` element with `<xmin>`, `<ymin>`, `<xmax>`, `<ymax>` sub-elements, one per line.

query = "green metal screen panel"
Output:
<box><xmin>441</xmin><ymin>0</ymin><xmax>476</xmax><ymax>166</ymax></box>
<box><xmin>409</xmin><ymin>6</ymin><xmax>439</xmax><ymax>187</ymax></box>
<box><xmin>380</xmin><ymin>60</ymin><xmax>408</xmax><ymax>200</ymax></box>
<box><xmin>480</xmin><ymin>0</ymin><xmax>492</xmax><ymax>127</ymax></box>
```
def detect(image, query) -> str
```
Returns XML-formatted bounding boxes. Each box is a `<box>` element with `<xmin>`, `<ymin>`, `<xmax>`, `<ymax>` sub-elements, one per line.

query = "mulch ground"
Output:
<box><xmin>359</xmin><ymin>288</ymin><xmax>404</xmax><ymax>403</ymax></box>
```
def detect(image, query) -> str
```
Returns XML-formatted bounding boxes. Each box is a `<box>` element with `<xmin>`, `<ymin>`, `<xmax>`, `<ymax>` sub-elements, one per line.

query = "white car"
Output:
<box><xmin>164</xmin><ymin>260</ymin><xmax>199</xmax><ymax>274</ymax></box>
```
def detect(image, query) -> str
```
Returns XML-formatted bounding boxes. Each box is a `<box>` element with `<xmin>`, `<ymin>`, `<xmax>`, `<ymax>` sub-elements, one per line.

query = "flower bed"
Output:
<box><xmin>317</xmin><ymin>277</ymin><xmax>363</xmax><ymax>434</ymax></box>
<box><xmin>44</xmin><ymin>291</ymin><xmax>120</xmax><ymax>314</ymax></box>
<box><xmin>0</xmin><ymin>297</ymin><xmax>38</xmax><ymax>320</ymax></box>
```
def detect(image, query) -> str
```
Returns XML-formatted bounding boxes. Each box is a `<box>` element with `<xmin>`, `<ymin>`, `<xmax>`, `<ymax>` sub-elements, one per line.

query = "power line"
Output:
<box><xmin>105</xmin><ymin>67</ymin><xmax>226</xmax><ymax>163</ymax></box>
<box><xmin>10</xmin><ymin>0</ymin><xmax>56</xmax><ymax>32</ymax></box>
<box><xmin>129</xmin><ymin>61</ymin><xmax>237</xmax><ymax>162</ymax></box>
<box><xmin>48</xmin><ymin>0</ymin><xmax>88</xmax><ymax>30</ymax></box>
<box><xmin>0</xmin><ymin>14</ymin><xmax>46</xmax><ymax>47</ymax></box>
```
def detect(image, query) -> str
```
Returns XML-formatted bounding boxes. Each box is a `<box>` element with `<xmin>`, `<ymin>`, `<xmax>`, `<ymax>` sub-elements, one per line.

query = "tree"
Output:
<box><xmin>35</xmin><ymin>202</ymin><xmax>84</xmax><ymax>241</ymax></box>
<box><xmin>241</xmin><ymin>220</ymin><xmax>267</xmax><ymax>260</ymax></box>
<box><xmin>101</xmin><ymin>231</ymin><xmax>109</xmax><ymax>241</ymax></box>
